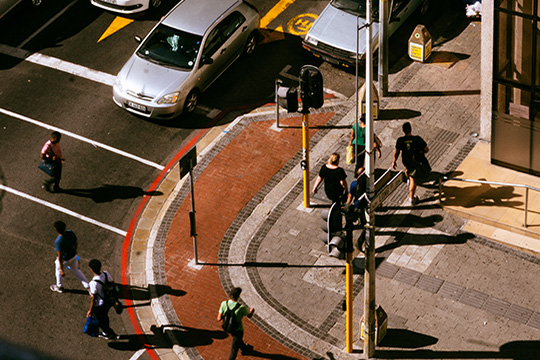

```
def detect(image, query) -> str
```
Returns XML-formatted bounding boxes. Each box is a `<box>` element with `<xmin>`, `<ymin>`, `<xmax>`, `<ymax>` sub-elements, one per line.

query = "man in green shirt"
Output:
<box><xmin>217</xmin><ymin>287</ymin><xmax>255</xmax><ymax>360</ymax></box>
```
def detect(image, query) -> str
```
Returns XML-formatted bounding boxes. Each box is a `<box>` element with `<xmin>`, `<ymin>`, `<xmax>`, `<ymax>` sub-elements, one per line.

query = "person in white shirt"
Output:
<box><xmin>87</xmin><ymin>259</ymin><xmax>118</xmax><ymax>340</ymax></box>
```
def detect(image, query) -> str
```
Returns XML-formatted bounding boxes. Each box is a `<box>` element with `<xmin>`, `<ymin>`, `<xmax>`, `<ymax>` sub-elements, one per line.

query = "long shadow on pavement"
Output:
<box><xmin>60</xmin><ymin>185</ymin><xmax>163</xmax><ymax>203</ymax></box>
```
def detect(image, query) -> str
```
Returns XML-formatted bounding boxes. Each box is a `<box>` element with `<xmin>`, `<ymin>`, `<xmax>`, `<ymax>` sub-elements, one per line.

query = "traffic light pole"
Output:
<box><xmin>302</xmin><ymin>111</ymin><xmax>310</xmax><ymax>208</ymax></box>
<box><xmin>363</xmin><ymin>0</ymin><xmax>376</xmax><ymax>357</ymax></box>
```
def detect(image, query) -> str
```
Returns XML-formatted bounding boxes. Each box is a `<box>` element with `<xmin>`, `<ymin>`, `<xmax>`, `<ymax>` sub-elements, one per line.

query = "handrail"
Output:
<box><xmin>439</xmin><ymin>176</ymin><xmax>540</xmax><ymax>228</ymax></box>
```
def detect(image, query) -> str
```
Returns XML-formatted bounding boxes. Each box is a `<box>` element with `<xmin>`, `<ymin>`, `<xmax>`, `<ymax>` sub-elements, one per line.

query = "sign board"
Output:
<box><xmin>179</xmin><ymin>147</ymin><xmax>197</xmax><ymax>178</ymax></box>
<box><xmin>370</xmin><ymin>170</ymin><xmax>405</xmax><ymax>209</ymax></box>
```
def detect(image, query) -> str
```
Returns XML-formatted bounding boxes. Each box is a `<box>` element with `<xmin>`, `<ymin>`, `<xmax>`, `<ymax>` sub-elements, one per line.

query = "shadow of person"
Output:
<box><xmin>375</xmin><ymin>231</ymin><xmax>475</xmax><ymax>253</ymax></box>
<box><xmin>61</xmin><ymin>185</ymin><xmax>163</xmax><ymax>203</ymax></box>
<box><xmin>115</xmin><ymin>283</ymin><xmax>186</xmax><ymax>302</ymax></box>
<box><xmin>441</xmin><ymin>180</ymin><xmax>523</xmax><ymax>209</ymax></box>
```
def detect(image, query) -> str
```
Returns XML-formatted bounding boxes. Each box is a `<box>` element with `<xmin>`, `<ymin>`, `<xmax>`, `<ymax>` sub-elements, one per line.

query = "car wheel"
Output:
<box><xmin>420</xmin><ymin>0</ymin><xmax>429</xmax><ymax>15</ymax></box>
<box><xmin>31</xmin><ymin>0</ymin><xmax>42</xmax><ymax>6</ymax></box>
<box><xmin>151</xmin><ymin>0</ymin><xmax>161</xmax><ymax>8</ymax></box>
<box><xmin>184</xmin><ymin>90</ymin><xmax>199</xmax><ymax>113</ymax></box>
<box><xmin>243</xmin><ymin>31</ymin><xmax>258</xmax><ymax>56</ymax></box>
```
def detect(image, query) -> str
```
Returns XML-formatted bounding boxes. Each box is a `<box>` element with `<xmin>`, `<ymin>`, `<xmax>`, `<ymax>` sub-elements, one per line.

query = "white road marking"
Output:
<box><xmin>0</xmin><ymin>107</ymin><xmax>165</xmax><ymax>171</ymax></box>
<box><xmin>0</xmin><ymin>44</ymin><xmax>116</xmax><ymax>86</ymax></box>
<box><xmin>0</xmin><ymin>185</ymin><xmax>127</xmax><ymax>236</ymax></box>
<box><xmin>18</xmin><ymin>0</ymin><xmax>79</xmax><ymax>49</ymax></box>
<box><xmin>129</xmin><ymin>349</ymin><xmax>147</xmax><ymax>360</ymax></box>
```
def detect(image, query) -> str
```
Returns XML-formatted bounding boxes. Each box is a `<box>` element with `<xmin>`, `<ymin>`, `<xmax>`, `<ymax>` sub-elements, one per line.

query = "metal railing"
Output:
<box><xmin>439</xmin><ymin>176</ymin><xmax>540</xmax><ymax>228</ymax></box>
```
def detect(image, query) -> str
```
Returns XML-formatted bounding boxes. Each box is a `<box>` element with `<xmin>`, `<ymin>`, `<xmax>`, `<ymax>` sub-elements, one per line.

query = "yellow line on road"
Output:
<box><xmin>260</xmin><ymin>0</ymin><xmax>296</xmax><ymax>28</ymax></box>
<box><xmin>98</xmin><ymin>17</ymin><xmax>135</xmax><ymax>43</ymax></box>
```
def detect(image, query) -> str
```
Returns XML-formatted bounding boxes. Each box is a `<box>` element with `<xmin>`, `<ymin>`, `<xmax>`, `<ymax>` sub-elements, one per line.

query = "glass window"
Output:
<box><xmin>495</xmin><ymin>83</ymin><xmax>531</xmax><ymax>120</ymax></box>
<box><xmin>331</xmin><ymin>0</ymin><xmax>379</xmax><ymax>18</ymax></box>
<box><xmin>220</xmin><ymin>12</ymin><xmax>246</xmax><ymax>40</ymax></box>
<box><xmin>495</xmin><ymin>11</ymin><xmax>534</xmax><ymax>87</ymax></box>
<box><xmin>496</xmin><ymin>0</ymin><xmax>535</xmax><ymax>16</ymax></box>
<box><xmin>137</xmin><ymin>25</ymin><xmax>202</xmax><ymax>70</ymax></box>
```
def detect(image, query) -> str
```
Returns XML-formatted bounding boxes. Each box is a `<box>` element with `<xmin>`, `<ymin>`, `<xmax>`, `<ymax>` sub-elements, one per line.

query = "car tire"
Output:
<box><xmin>184</xmin><ymin>90</ymin><xmax>199</xmax><ymax>113</ymax></box>
<box><xmin>31</xmin><ymin>0</ymin><xmax>42</xmax><ymax>6</ymax></box>
<box><xmin>151</xmin><ymin>0</ymin><xmax>161</xmax><ymax>8</ymax></box>
<box><xmin>243</xmin><ymin>31</ymin><xmax>258</xmax><ymax>56</ymax></box>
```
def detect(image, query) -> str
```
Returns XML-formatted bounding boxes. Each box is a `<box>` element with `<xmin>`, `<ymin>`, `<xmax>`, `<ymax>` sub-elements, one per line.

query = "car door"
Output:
<box><xmin>388</xmin><ymin>0</ymin><xmax>417</xmax><ymax>35</ymax></box>
<box><xmin>197</xmin><ymin>11</ymin><xmax>248</xmax><ymax>91</ymax></box>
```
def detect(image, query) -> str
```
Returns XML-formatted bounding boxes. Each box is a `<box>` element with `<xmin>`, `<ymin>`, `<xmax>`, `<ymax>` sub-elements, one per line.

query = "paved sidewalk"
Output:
<box><xmin>126</xmin><ymin>17</ymin><xmax>540</xmax><ymax>360</ymax></box>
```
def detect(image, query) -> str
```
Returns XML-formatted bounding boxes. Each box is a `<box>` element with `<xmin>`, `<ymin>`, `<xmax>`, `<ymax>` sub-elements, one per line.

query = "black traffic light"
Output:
<box><xmin>276</xmin><ymin>85</ymin><xmax>299</xmax><ymax>113</ymax></box>
<box><xmin>300</xmin><ymin>65</ymin><xmax>324</xmax><ymax>110</ymax></box>
<box><xmin>320</xmin><ymin>203</ymin><xmax>345</xmax><ymax>258</ymax></box>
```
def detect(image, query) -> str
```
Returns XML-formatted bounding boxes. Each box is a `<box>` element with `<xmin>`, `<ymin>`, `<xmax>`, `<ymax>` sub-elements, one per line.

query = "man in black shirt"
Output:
<box><xmin>391</xmin><ymin>122</ymin><xmax>430</xmax><ymax>206</ymax></box>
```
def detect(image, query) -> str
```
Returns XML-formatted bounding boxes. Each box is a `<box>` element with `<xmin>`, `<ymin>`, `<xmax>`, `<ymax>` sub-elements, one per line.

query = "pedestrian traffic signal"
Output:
<box><xmin>300</xmin><ymin>65</ymin><xmax>324</xmax><ymax>110</ymax></box>
<box><xmin>320</xmin><ymin>203</ymin><xmax>345</xmax><ymax>258</ymax></box>
<box><xmin>276</xmin><ymin>85</ymin><xmax>299</xmax><ymax>113</ymax></box>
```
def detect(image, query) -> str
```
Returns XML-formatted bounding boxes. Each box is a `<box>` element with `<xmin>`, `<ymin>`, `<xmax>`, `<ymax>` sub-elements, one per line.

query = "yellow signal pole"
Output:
<box><xmin>302</xmin><ymin>112</ymin><xmax>310</xmax><ymax>208</ymax></box>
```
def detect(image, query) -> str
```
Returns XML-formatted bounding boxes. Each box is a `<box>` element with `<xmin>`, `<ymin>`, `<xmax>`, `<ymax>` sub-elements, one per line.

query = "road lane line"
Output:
<box><xmin>18</xmin><ymin>0</ymin><xmax>79</xmax><ymax>49</ymax></box>
<box><xmin>0</xmin><ymin>184</ymin><xmax>127</xmax><ymax>236</ymax></box>
<box><xmin>0</xmin><ymin>107</ymin><xmax>165</xmax><ymax>171</ymax></box>
<box><xmin>260</xmin><ymin>0</ymin><xmax>297</xmax><ymax>28</ymax></box>
<box><xmin>0</xmin><ymin>44</ymin><xmax>116</xmax><ymax>86</ymax></box>
<box><xmin>129</xmin><ymin>349</ymin><xmax>146</xmax><ymax>360</ymax></box>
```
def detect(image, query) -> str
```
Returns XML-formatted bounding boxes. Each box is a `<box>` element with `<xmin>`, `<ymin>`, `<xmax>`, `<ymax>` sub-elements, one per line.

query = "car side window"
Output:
<box><xmin>202</xmin><ymin>11</ymin><xmax>246</xmax><ymax>59</ymax></box>
<box><xmin>202</xmin><ymin>27</ymin><xmax>223</xmax><ymax>59</ymax></box>
<box><xmin>220</xmin><ymin>12</ymin><xmax>246</xmax><ymax>40</ymax></box>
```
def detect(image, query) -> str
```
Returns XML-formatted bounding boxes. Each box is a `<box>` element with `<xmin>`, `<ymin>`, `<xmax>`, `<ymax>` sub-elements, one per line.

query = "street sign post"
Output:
<box><xmin>179</xmin><ymin>147</ymin><xmax>199</xmax><ymax>264</ymax></box>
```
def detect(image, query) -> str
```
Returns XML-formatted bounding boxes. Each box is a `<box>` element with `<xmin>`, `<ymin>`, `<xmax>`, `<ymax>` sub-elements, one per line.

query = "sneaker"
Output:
<box><xmin>409</xmin><ymin>196</ymin><xmax>419</xmax><ymax>206</ymax></box>
<box><xmin>50</xmin><ymin>285</ymin><xmax>64</xmax><ymax>293</ymax></box>
<box><xmin>98</xmin><ymin>332</ymin><xmax>118</xmax><ymax>340</ymax></box>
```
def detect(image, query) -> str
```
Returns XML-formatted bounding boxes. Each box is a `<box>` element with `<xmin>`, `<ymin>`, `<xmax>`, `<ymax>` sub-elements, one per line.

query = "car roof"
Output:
<box><xmin>162</xmin><ymin>0</ymin><xmax>242</xmax><ymax>36</ymax></box>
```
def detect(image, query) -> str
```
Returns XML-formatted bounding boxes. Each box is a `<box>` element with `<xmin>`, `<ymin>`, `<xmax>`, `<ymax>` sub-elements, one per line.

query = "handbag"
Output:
<box><xmin>83</xmin><ymin>316</ymin><xmax>99</xmax><ymax>337</ymax></box>
<box><xmin>346</xmin><ymin>145</ymin><xmax>355</xmax><ymax>165</ymax></box>
<box><xmin>38</xmin><ymin>161</ymin><xmax>56</xmax><ymax>176</ymax></box>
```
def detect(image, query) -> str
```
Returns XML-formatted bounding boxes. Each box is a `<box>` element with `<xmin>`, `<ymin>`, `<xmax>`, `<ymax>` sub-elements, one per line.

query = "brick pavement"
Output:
<box><xmin>163</xmin><ymin>113</ymin><xmax>335</xmax><ymax>359</ymax></box>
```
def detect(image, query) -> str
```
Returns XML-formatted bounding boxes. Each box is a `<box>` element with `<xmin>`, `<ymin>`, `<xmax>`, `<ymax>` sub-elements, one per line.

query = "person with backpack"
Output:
<box><xmin>217</xmin><ymin>287</ymin><xmax>255</xmax><ymax>360</ymax></box>
<box><xmin>87</xmin><ymin>259</ymin><xmax>119</xmax><ymax>340</ymax></box>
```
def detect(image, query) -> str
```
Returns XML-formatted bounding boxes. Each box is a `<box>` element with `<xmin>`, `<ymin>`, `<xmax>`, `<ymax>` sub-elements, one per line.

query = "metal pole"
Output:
<box><xmin>363</xmin><ymin>0</ymin><xmax>376</xmax><ymax>357</ymax></box>
<box><xmin>378</xmin><ymin>0</ymin><xmax>389</xmax><ymax>97</ymax></box>
<box><xmin>524</xmin><ymin>187</ymin><xmax>529</xmax><ymax>228</ymax></box>
<box><xmin>302</xmin><ymin>113</ymin><xmax>310</xmax><ymax>207</ymax></box>
<box><xmin>276</xmin><ymin>79</ymin><xmax>281</xmax><ymax>128</ymax></box>
<box><xmin>346</xmin><ymin>251</ymin><xmax>354</xmax><ymax>352</ymax></box>
<box><xmin>355</xmin><ymin>14</ymin><xmax>359</xmax><ymax>169</ymax></box>
<box><xmin>189</xmin><ymin>163</ymin><xmax>198</xmax><ymax>265</ymax></box>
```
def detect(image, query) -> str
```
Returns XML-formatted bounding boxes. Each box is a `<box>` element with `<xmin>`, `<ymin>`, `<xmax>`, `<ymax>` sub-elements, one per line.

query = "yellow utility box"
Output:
<box><xmin>408</xmin><ymin>25</ymin><xmax>432</xmax><ymax>62</ymax></box>
<box><xmin>360</xmin><ymin>305</ymin><xmax>388</xmax><ymax>345</ymax></box>
<box><xmin>358</xmin><ymin>82</ymin><xmax>379</xmax><ymax>119</ymax></box>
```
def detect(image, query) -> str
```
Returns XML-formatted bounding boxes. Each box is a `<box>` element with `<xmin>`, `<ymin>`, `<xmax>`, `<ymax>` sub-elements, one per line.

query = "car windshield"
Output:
<box><xmin>331</xmin><ymin>0</ymin><xmax>379</xmax><ymax>18</ymax></box>
<box><xmin>137</xmin><ymin>24</ymin><xmax>202</xmax><ymax>70</ymax></box>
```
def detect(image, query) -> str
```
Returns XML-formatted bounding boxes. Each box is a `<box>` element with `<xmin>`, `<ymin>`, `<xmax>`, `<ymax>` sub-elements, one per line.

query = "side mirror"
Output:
<box><xmin>201</xmin><ymin>56</ymin><xmax>214</xmax><ymax>65</ymax></box>
<box><xmin>135</xmin><ymin>35</ymin><xmax>142</xmax><ymax>43</ymax></box>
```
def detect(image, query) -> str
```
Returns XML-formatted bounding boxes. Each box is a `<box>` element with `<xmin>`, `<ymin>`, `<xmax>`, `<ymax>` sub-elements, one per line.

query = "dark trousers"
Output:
<box><xmin>44</xmin><ymin>162</ymin><xmax>62</xmax><ymax>189</ymax></box>
<box><xmin>228</xmin><ymin>329</ymin><xmax>247</xmax><ymax>360</ymax></box>
<box><xmin>94</xmin><ymin>304</ymin><xmax>116</xmax><ymax>336</ymax></box>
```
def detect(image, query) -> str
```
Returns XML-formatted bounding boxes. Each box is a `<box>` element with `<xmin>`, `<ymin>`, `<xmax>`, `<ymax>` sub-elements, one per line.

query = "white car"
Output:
<box><xmin>90</xmin><ymin>0</ymin><xmax>160</xmax><ymax>14</ymax></box>
<box><xmin>303</xmin><ymin>0</ymin><xmax>429</xmax><ymax>67</ymax></box>
<box><xmin>113</xmin><ymin>0</ymin><xmax>260</xmax><ymax>119</ymax></box>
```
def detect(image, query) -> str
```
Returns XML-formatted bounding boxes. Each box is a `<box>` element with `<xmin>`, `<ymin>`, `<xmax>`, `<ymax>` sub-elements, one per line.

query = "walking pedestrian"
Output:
<box><xmin>217</xmin><ymin>287</ymin><xmax>255</xmax><ymax>360</ymax></box>
<box><xmin>348</xmin><ymin>117</ymin><xmax>381</xmax><ymax>176</ymax></box>
<box><xmin>87</xmin><ymin>259</ymin><xmax>118</xmax><ymax>340</ymax></box>
<box><xmin>40</xmin><ymin>131</ymin><xmax>65</xmax><ymax>193</ymax></box>
<box><xmin>391</xmin><ymin>122</ymin><xmax>430</xmax><ymax>206</ymax></box>
<box><xmin>312</xmin><ymin>152</ymin><xmax>348</xmax><ymax>204</ymax></box>
<box><xmin>346</xmin><ymin>169</ymin><xmax>367</xmax><ymax>226</ymax></box>
<box><xmin>50</xmin><ymin>221</ymin><xmax>89</xmax><ymax>293</ymax></box>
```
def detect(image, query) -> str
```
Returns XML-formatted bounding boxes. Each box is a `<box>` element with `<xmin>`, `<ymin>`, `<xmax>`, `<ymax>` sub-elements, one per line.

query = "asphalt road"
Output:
<box><xmin>0</xmin><ymin>0</ymin><xmax>455</xmax><ymax>359</ymax></box>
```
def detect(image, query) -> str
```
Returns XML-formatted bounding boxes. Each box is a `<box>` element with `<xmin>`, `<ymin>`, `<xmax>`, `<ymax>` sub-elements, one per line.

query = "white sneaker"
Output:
<box><xmin>50</xmin><ymin>285</ymin><xmax>64</xmax><ymax>293</ymax></box>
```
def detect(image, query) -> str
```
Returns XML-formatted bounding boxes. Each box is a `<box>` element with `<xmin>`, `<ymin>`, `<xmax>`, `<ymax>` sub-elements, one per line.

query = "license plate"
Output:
<box><xmin>127</xmin><ymin>101</ymin><xmax>147</xmax><ymax>112</ymax></box>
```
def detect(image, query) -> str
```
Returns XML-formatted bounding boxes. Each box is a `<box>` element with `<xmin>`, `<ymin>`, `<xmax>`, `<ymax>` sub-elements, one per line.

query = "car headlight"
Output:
<box><xmin>305</xmin><ymin>35</ymin><xmax>318</xmax><ymax>46</ymax></box>
<box><xmin>157</xmin><ymin>92</ymin><xmax>180</xmax><ymax>105</ymax></box>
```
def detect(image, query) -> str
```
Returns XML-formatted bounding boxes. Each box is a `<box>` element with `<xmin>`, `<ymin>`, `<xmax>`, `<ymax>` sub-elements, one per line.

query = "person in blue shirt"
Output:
<box><xmin>50</xmin><ymin>221</ymin><xmax>89</xmax><ymax>293</ymax></box>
